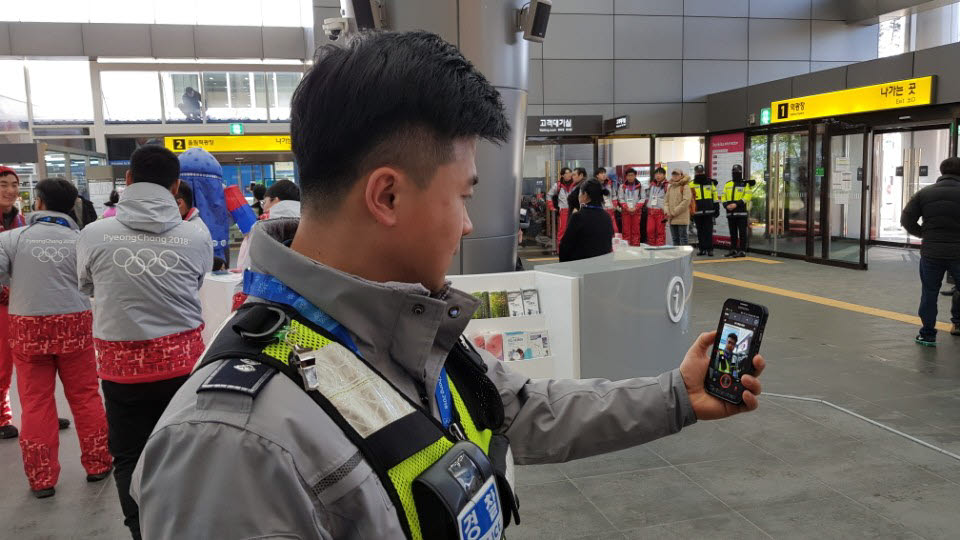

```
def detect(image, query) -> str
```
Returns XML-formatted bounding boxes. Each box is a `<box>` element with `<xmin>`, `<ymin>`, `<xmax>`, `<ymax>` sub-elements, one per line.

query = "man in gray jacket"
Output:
<box><xmin>133</xmin><ymin>32</ymin><xmax>765</xmax><ymax>539</ymax></box>
<box><xmin>77</xmin><ymin>146</ymin><xmax>212</xmax><ymax>540</ymax></box>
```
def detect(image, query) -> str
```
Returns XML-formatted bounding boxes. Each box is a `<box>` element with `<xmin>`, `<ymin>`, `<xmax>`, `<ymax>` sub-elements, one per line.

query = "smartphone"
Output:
<box><xmin>705</xmin><ymin>299</ymin><xmax>768</xmax><ymax>404</ymax></box>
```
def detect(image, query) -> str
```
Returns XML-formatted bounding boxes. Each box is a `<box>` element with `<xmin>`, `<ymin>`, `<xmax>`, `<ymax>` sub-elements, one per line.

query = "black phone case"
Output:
<box><xmin>705</xmin><ymin>302</ymin><xmax>768</xmax><ymax>405</ymax></box>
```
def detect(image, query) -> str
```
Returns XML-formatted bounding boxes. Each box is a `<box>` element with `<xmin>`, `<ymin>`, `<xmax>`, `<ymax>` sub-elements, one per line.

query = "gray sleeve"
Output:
<box><xmin>0</xmin><ymin>231</ymin><xmax>12</xmax><ymax>283</ymax></box>
<box><xmin>484</xmin><ymin>352</ymin><xmax>697</xmax><ymax>465</ymax></box>
<box><xmin>133</xmin><ymin>421</ymin><xmax>330</xmax><ymax>540</ymax></box>
<box><xmin>75</xmin><ymin>236</ymin><xmax>94</xmax><ymax>297</ymax></box>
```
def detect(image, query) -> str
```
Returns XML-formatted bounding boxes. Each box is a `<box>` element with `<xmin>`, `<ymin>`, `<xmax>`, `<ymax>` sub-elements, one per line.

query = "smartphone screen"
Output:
<box><xmin>706</xmin><ymin>299</ymin><xmax>768</xmax><ymax>404</ymax></box>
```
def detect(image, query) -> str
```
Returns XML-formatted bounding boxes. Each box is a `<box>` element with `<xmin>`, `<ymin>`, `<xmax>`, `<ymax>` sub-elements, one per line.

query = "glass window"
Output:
<box><xmin>101</xmin><ymin>72</ymin><xmax>162</xmax><ymax>123</ymax></box>
<box><xmin>0</xmin><ymin>60</ymin><xmax>28</xmax><ymax>132</ymax></box>
<box><xmin>162</xmin><ymin>72</ymin><xmax>204</xmax><ymax>122</ymax></box>
<box><xmin>599</xmin><ymin>137</ymin><xmax>651</xmax><ymax>186</ymax></box>
<box><xmin>879</xmin><ymin>16</ymin><xmax>907</xmax><ymax>58</ymax></box>
<box><xmin>268</xmin><ymin>72</ymin><xmax>302</xmax><ymax>121</ymax></box>
<box><xmin>27</xmin><ymin>60</ymin><xmax>94</xmax><ymax>124</ymax></box>
<box><xmin>197</xmin><ymin>0</ymin><xmax>261</xmax><ymax>26</ymax></box>
<box><xmin>655</xmin><ymin>136</ymin><xmax>704</xmax><ymax>176</ymax></box>
<box><xmin>203</xmin><ymin>72</ymin><xmax>268</xmax><ymax>121</ymax></box>
<box><xmin>261</xmin><ymin>0</ymin><xmax>304</xmax><ymax>27</ymax></box>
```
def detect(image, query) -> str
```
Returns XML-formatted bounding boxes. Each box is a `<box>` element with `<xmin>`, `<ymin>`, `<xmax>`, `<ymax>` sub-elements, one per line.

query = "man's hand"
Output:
<box><xmin>679</xmin><ymin>331</ymin><xmax>765</xmax><ymax>420</ymax></box>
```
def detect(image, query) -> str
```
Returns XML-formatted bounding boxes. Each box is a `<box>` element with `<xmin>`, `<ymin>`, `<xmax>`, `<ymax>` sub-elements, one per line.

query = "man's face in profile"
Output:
<box><xmin>725</xmin><ymin>337</ymin><xmax>736</xmax><ymax>353</ymax></box>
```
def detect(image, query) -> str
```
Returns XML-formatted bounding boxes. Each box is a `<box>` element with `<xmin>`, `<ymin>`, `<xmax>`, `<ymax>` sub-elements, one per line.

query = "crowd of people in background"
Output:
<box><xmin>544</xmin><ymin>162</ymin><xmax>756</xmax><ymax>262</ymax></box>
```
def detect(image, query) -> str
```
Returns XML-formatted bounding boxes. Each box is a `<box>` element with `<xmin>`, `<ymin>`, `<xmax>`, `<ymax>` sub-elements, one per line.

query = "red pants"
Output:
<box><xmin>557</xmin><ymin>208</ymin><xmax>570</xmax><ymax>245</ymax></box>
<box><xmin>646</xmin><ymin>208</ymin><xmax>667</xmax><ymax>246</ymax></box>
<box><xmin>606</xmin><ymin>209</ymin><xmax>619</xmax><ymax>234</ymax></box>
<box><xmin>14</xmin><ymin>348</ymin><xmax>112</xmax><ymax>490</ymax></box>
<box><xmin>0</xmin><ymin>304</ymin><xmax>12</xmax><ymax>427</ymax></box>
<box><xmin>621</xmin><ymin>211</ymin><xmax>642</xmax><ymax>246</ymax></box>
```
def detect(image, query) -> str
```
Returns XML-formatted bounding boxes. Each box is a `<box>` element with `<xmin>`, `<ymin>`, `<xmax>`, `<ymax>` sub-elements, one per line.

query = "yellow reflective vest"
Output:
<box><xmin>722</xmin><ymin>181</ymin><xmax>753</xmax><ymax>216</ymax></box>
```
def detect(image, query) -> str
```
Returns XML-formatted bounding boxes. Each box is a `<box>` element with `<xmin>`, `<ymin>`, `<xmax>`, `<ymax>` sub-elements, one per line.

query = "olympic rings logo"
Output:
<box><xmin>31</xmin><ymin>247</ymin><xmax>70</xmax><ymax>263</ymax></box>
<box><xmin>112</xmin><ymin>247</ymin><xmax>181</xmax><ymax>277</ymax></box>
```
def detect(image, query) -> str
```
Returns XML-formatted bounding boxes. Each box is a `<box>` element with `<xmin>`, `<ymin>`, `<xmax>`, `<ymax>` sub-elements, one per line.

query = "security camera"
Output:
<box><xmin>520</xmin><ymin>0</ymin><xmax>552</xmax><ymax>43</ymax></box>
<box><xmin>322</xmin><ymin>17</ymin><xmax>352</xmax><ymax>41</ymax></box>
<box><xmin>341</xmin><ymin>0</ymin><xmax>384</xmax><ymax>31</ymax></box>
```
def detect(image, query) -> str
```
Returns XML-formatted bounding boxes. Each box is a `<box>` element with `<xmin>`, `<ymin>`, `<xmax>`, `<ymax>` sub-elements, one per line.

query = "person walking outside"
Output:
<box><xmin>76</xmin><ymin>145</ymin><xmax>212</xmax><ymax>539</ymax></box>
<box><xmin>666</xmin><ymin>169</ymin><xmax>692</xmax><ymax>246</ymax></box>
<box><xmin>0</xmin><ymin>178</ymin><xmax>112</xmax><ymax>498</ymax></box>
<box><xmin>691</xmin><ymin>164</ymin><xmax>719</xmax><ymax>256</ymax></box>
<box><xmin>645</xmin><ymin>167</ymin><xmax>669</xmax><ymax>246</ymax></box>
<box><xmin>901</xmin><ymin>156</ymin><xmax>960</xmax><ymax>346</ymax></box>
<box><xmin>559</xmin><ymin>179</ymin><xmax>614</xmax><ymax>262</ymax></box>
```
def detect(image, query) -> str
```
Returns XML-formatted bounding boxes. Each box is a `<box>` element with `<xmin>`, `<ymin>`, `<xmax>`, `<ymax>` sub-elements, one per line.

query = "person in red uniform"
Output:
<box><xmin>0</xmin><ymin>178</ymin><xmax>112</xmax><ymax>498</ymax></box>
<box><xmin>546</xmin><ymin>167</ymin><xmax>575</xmax><ymax>245</ymax></box>
<box><xmin>618</xmin><ymin>168</ymin><xmax>643</xmax><ymax>246</ymax></box>
<box><xmin>645</xmin><ymin>167</ymin><xmax>669</xmax><ymax>246</ymax></box>
<box><xmin>596</xmin><ymin>167</ymin><xmax>619</xmax><ymax>234</ymax></box>
<box><xmin>0</xmin><ymin>166</ymin><xmax>26</xmax><ymax>440</ymax></box>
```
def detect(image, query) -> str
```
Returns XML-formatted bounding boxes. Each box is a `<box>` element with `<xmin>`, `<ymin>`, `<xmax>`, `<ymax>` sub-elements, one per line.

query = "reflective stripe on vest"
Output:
<box><xmin>261</xmin><ymin>319</ymin><xmax>494</xmax><ymax>540</ymax></box>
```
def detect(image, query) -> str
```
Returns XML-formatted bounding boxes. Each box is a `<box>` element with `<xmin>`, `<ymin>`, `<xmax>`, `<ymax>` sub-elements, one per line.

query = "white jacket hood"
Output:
<box><xmin>116</xmin><ymin>182</ymin><xmax>184</xmax><ymax>235</ymax></box>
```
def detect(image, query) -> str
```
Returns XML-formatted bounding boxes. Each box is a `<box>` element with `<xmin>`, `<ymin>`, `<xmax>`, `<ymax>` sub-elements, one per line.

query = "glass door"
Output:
<box><xmin>823</xmin><ymin>131</ymin><xmax>867</xmax><ymax>264</ymax></box>
<box><xmin>872</xmin><ymin>128</ymin><xmax>949</xmax><ymax>245</ymax></box>
<box><xmin>753</xmin><ymin>130</ymin><xmax>810</xmax><ymax>255</ymax></box>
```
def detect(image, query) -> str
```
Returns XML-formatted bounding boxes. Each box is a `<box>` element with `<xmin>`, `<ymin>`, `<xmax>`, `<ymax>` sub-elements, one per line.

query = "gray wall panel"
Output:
<box><xmin>528</xmin><ymin>59</ymin><xmax>544</xmax><ymax>103</ymax></box>
<box><xmin>793</xmin><ymin>65</ymin><xmax>847</xmax><ymax>96</ymax></box>
<box><xmin>262</xmin><ymin>27</ymin><xmax>307</xmax><ymax>59</ymax></box>
<box><xmin>749</xmin><ymin>0</ymin><xmax>812</xmax><ymax>19</ymax></box>
<box><xmin>682</xmin><ymin>102</ymin><xmax>708</xmax><ymax>133</ymax></box>
<box><xmin>811</xmin><ymin>20</ymin><xmax>878</xmax><ymax>61</ymax></box>
<box><xmin>613</xmin><ymin>103</ymin><xmax>682</xmax><ymax>133</ymax></box>
<box><xmin>459</xmin><ymin>0</ymin><xmax>529</xmax><ymax>89</ymax></box>
<box><xmin>11</xmin><ymin>23</ymin><xmax>83</xmax><ymax>56</ymax></box>
<box><xmin>684</xmin><ymin>17</ymin><xmax>748</xmax><ymax>60</ymax></box>
<box><xmin>313</xmin><ymin>0</ymin><xmax>340</xmax><ymax>6</ymax></box>
<box><xmin>82</xmin><ymin>24</ymin><xmax>152</xmax><ymax>57</ymax></box>
<box><xmin>542</xmin><ymin>14</ymin><xmax>613</xmax><ymax>59</ymax></box>
<box><xmin>150</xmin><ymin>25</ymin><xmax>195</xmax><ymax>58</ymax></box>
<box><xmin>195</xmin><ymin>26</ymin><xmax>263</xmax><ymax>58</ymax></box>
<box><xmin>614</xmin><ymin>60</ymin><xmax>682</xmax><ymax>103</ymax></box>
<box><xmin>614</xmin><ymin>15</ymin><xmax>683</xmax><ymax>59</ymax></box>
<box><xmin>0</xmin><ymin>24</ymin><xmax>10</xmax><ymax>56</ymax></box>
<box><xmin>846</xmin><ymin>54</ymin><xmax>913</xmax><ymax>88</ymax></box>
<box><xmin>543</xmin><ymin>60</ymin><xmax>614</xmax><ymax>104</ymax></box>
<box><xmin>544</xmin><ymin>104</ymin><xmax>615</xmax><ymax>117</ymax></box>
<box><xmin>385</xmin><ymin>0</ymin><xmax>458</xmax><ymax>45</ymax></box>
<box><xmin>528</xmin><ymin>41</ymin><xmax>542</xmax><ymax>59</ymax></box>
<box><xmin>749</xmin><ymin>18</ymin><xmax>811</xmax><ymax>61</ymax></box>
<box><xmin>684</xmin><ymin>0</ymin><xmax>749</xmax><ymax>17</ymax></box>
<box><xmin>749</xmin><ymin>60</ymin><xmax>810</xmax><ymax>85</ymax></box>
<box><xmin>811</xmin><ymin>0</ymin><xmax>846</xmax><ymax>20</ymax></box>
<box><xmin>460</xmin><ymin>235</ymin><xmax>518</xmax><ymax>276</ymax></box>
<box><xmin>747</xmin><ymin>78</ymin><xmax>793</xmax><ymax>116</ymax></box>
<box><xmin>615</xmin><ymin>0</ymin><xmax>683</xmax><ymax>15</ymax></box>
<box><xmin>551</xmin><ymin>0</ymin><xmax>614</xmax><ymax>13</ymax></box>
<box><xmin>707</xmin><ymin>88</ymin><xmax>748</xmax><ymax>132</ymax></box>
<box><xmin>913</xmin><ymin>42</ymin><xmax>960</xmax><ymax>104</ymax></box>
<box><xmin>527</xmin><ymin>104</ymin><xmax>544</xmax><ymax>115</ymax></box>
<box><xmin>683</xmin><ymin>60</ymin><xmax>748</xmax><ymax>102</ymax></box>
<box><xmin>811</xmin><ymin>60</ymin><xmax>856</xmax><ymax>72</ymax></box>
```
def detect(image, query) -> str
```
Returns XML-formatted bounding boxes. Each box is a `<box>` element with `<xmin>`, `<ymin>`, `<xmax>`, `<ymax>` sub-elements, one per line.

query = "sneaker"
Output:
<box><xmin>0</xmin><ymin>425</ymin><xmax>18</xmax><ymax>439</ymax></box>
<box><xmin>58</xmin><ymin>418</ymin><xmax>70</xmax><ymax>430</ymax></box>
<box><xmin>941</xmin><ymin>287</ymin><xmax>957</xmax><ymax>297</ymax></box>
<box><xmin>32</xmin><ymin>487</ymin><xmax>55</xmax><ymax>499</ymax></box>
<box><xmin>724</xmin><ymin>251</ymin><xmax>736</xmax><ymax>258</ymax></box>
<box><xmin>951</xmin><ymin>323</ymin><xmax>960</xmax><ymax>336</ymax></box>
<box><xmin>915</xmin><ymin>335</ymin><xmax>937</xmax><ymax>347</ymax></box>
<box><xmin>707</xmin><ymin>251</ymin><xmax>715</xmax><ymax>257</ymax></box>
<box><xmin>735</xmin><ymin>251</ymin><xmax>747</xmax><ymax>258</ymax></box>
<box><xmin>697</xmin><ymin>250</ymin><xmax>705</xmax><ymax>256</ymax></box>
<box><xmin>86</xmin><ymin>467</ymin><xmax>113</xmax><ymax>483</ymax></box>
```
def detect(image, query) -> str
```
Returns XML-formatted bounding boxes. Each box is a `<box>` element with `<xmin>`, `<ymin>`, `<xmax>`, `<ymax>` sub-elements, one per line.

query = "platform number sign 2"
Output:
<box><xmin>776</xmin><ymin>103</ymin><xmax>789</xmax><ymax>120</ymax></box>
<box><xmin>173</xmin><ymin>138</ymin><xmax>186</xmax><ymax>151</ymax></box>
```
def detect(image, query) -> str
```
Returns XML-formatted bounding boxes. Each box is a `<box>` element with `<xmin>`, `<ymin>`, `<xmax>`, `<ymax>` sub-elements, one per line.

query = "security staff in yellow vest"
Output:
<box><xmin>691</xmin><ymin>164</ymin><xmax>720</xmax><ymax>257</ymax></box>
<box><xmin>131</xmin><ymin>31</ymin><xmax>766</xmax><ymax>540</ymax></box>
<box><xmin>722</xmin><ymin>164</ymin><xmax>754</xmax><ymax>258</ymax></box>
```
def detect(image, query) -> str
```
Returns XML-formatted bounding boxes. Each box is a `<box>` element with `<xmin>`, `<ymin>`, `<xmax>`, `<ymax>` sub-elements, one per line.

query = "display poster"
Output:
<box><xmin>709</xmin><ymin>133</ymin><xmax>745</xmax><ymax>247</ymax></box>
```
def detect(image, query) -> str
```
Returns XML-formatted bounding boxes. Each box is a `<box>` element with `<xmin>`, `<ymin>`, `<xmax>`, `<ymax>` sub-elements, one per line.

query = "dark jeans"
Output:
<box><xmin>728</xmin><ymin>216</ymin><xmax>748</xmax><ymax>252</ymax></box>
<box><xmin>670</xmin><ymin>224</ymin><xmax>689</xmax><ymax>246</ymax></box>
<box><xmin>694</xmin><ymin>215</ymin><xmax>714</xmax><ymax>252</ymax></box>
<box><xmin>102</xmin><ymin>376</ymin><xmax>189</xmax><ymax>540</ymax></box>
<box><xmin>918</xmin><ymin>256</ymin><xmax>960</xmax><ymax>340</ymax></box>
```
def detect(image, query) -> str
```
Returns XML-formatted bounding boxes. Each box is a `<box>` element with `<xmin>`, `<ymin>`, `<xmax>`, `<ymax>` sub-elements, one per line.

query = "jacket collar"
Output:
<box><xmin>247</xmin><ymin>219</ymin><xmax>480</xmax><ymax>382</ymax></box>
<box><xmin>115</xmin><ymin>182</ymin><xmax>183</xmax><ymax>235</ymax></box>
<box><xmin>28</xmin><ymin>211</ymin><xmax>79</xmax><ymax>230</ymax></box>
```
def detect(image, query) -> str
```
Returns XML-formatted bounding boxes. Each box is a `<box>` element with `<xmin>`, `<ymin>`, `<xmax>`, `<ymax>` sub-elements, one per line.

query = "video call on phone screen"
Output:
<box><xmin>708</xmin><ymin>309</ymin><xmax>760</xmax><ymax>395</ymax></box>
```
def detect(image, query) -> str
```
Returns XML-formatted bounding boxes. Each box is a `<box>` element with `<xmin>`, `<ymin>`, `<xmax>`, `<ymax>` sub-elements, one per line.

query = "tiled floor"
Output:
<box><xmin>2</xmin><ymin>247</ymin><xmax>959</xmax><ymax>539</ymax></box>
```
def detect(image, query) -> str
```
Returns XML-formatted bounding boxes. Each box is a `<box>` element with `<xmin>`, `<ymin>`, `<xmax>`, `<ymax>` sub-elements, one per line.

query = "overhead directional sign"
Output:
<box><xmin>164</xmin><ymin>135</ymin><xmax>291</xmax><ymax>153</ymax></box>
<box><xmin>771</xmin><ymin>76</ymin><xmax>935</xmax><ymax>123</ymax></box>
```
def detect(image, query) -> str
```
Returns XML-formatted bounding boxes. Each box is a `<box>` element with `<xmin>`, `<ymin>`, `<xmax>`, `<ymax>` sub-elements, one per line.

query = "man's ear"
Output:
<box><xmin>125</xmin><ymin>170</ymin><xmax>134</xmax><ymax>186</ymax></box>
<box><xmin>363</xmin><ymin>166</ymin><xmax>404</xmax><ymax>227</ymax></box>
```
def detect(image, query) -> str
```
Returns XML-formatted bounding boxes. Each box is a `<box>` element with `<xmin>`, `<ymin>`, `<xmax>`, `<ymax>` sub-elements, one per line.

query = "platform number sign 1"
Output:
<box><xmin>172</xmin><ymin>138</ymin><xmax>186</xmax><ymax>151</ymax></box>
<box><xmin>776</xmin><ymin>103</ymin><xmax>789</xmax><ymax>120</ymax></box>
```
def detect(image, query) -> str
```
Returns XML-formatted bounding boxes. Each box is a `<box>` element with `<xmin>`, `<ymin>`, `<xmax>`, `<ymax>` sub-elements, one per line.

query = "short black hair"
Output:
<box><xmin>35</xmin><ymin>178</ymin><xmax>78</xmax><ymax>214</ymax></box>
<box><xmin>291</xmin><ymin>31</ymin><xmax>508</xmax><ymax>213</ymax></box>
<box><xmin>252</xmin><ymin>184</ymin><xmax>266</xmax><ymax>200</ymax></box>
<box><xmin>727</xmin><ymin>333</ymin><xmax>739</xmax><ymax>342</ymax></box>
<box><xmin>580</xmin><ymin>179</ymin><xmax>604</xmax><ymax>205</ymax></box>
<box><xmin>176</xmin><ymin>182</ymin><xmax>193</xmax><ymax>208</ymax></box>
<box><xmin>941</xmin><ymin>157</ymin><xmax>960</xmax><ymax>176</ymax></box>
<box><xmin>574</xmin><ymin>167</ymin><xmax>587</xmax><ymax>178</ymax></box>
<box><xmin>625</xmin><ymin>168</ymin><xmax>637</xmax><ymax>177</ymax></box>
<box><xmin>595</xmin><ymin>167</ymin><xmax>607</xmax><ymax>176</ymax></box>
<box><xmin>654</xmin><ymin>167</ymin><xmax>666</xmax><ymax>175</ymax></box>
<box><xmin>265</xmin><ymin>179</ymin><xmax>300</xmax><ymax>202</ymax></box>
<box><xmin>130</xmin><ymin>145</ymin><xmax>180</xmax><ymax>189</ymax></box>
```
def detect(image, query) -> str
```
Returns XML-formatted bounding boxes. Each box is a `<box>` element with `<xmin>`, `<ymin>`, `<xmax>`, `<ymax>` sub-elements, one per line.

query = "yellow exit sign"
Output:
<box><xmin>165</xmin><ymin>135</ymin><xmax>291</xmax><ymax>153</ymax></box>
<box><xmin>771</xmin><ymin>76</ymin><xmax>935</xmax><ymax>123</ymax></box>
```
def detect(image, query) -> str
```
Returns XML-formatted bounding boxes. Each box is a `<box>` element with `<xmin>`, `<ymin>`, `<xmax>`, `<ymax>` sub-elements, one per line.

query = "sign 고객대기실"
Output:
<box><xmin>771</xmin><ymin>76</ymin><xmax>934</xmax><ymax>123</ymax></box>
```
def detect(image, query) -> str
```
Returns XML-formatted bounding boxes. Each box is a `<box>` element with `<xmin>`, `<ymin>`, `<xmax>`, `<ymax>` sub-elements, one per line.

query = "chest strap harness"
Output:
<box><xmin>196</xmin><ymin>303</ymin><xmax>520</xmax><ymax>540</ymax></box>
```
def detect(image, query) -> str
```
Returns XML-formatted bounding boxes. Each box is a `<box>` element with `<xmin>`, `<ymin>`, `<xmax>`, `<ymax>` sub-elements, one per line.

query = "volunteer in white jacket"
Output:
<box><xmin>76</xmin><ymin>145</ymin><xmax>212</xmax><ymax>540</ymax></box>
<box><xmin>0</xmin><ymin>178</ymin><xmax>112</xmax><ymax>498</ymax></box>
